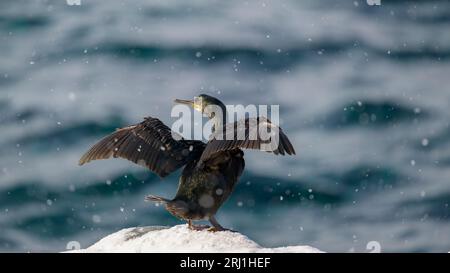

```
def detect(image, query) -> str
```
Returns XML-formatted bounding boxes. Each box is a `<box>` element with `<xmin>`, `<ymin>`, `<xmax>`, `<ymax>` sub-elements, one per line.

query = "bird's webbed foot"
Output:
<box><xmin>208</xmin><ymin>215</ymin><xmax>237</xmax><ymax>232</ymax></box>
<box><xmin>206</xmin><ymin>226</ymin><xmax>237</xmax><ymax>233</ymax></box>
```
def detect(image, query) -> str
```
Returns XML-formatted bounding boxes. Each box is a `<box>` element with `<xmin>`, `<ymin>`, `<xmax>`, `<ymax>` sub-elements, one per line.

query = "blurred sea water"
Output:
<box><xmin>0</xmin><ymin>0</ymin><xmax>450</xmax><ymax>252</ymax></box>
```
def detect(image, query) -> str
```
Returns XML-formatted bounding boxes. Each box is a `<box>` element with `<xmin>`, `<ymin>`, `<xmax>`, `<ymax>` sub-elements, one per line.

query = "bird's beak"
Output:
<box><xmin>174</xmin><ymin>99</ymin><xmax>194</xmax><ymax>107</ymax></box>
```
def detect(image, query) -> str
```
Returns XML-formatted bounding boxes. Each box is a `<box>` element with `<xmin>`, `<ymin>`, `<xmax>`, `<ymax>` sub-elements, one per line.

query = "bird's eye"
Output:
<box><xmin>194</xmin><ymin>96</ymin><xmax>203</xmax><ymax>110</ymax></box>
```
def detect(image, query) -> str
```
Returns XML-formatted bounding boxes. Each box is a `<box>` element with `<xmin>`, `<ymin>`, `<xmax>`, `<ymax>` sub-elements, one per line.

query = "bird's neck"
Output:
<box><xmin>211</xmin><ymin>115</ymin><xmax>226</xmax><ymax>134</ymax></box>
<box><xmin>206</xmin><ymin>103</ymin><xmax>227</xmax><ymax>134</ymax></box>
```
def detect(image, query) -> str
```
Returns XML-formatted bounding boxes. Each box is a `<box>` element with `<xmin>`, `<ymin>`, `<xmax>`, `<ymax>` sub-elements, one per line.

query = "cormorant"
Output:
<box><xmin>79</xmin><ymin>94</ymin><xmax>295</xmax><ymax>231</ymax></box>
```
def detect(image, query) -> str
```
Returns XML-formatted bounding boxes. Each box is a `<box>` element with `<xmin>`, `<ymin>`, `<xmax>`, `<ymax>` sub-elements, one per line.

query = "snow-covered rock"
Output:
<box><xmin>70</xmin><ymin>225</ymin><xmax>323</xmax><ymax>253</ymax></box>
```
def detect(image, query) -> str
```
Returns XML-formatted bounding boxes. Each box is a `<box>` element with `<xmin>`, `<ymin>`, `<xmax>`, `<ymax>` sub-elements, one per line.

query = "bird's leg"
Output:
<box><xmin>187</xmin><ymin>219</ymin><xmax>209</xmax><ymax>231</ymax></box>
<box><xmin>208</xmin><ymin>216</ymin><xmax>236</xmax><ymax>232</ymax></box>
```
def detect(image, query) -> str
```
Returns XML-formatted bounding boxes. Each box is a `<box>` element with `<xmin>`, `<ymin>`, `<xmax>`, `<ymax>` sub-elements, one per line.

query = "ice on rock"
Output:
<box><xmin>68</xmin><ymin>225</ymin><xmax>323</xmax><ymax>253</ymax></box>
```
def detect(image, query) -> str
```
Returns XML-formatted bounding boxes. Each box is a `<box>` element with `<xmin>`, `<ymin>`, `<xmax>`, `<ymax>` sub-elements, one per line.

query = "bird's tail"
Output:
<box><xmin>145</xmin><ymin>194</ymin><xmax>170</xmax><ymax>204</ymax></box>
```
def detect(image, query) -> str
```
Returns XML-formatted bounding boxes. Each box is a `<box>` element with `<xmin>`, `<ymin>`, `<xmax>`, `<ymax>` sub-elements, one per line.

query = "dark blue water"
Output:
<box><xmin>1</xmin><ymin>0</ymin><xmax>449</xmax><ymax>252</ymax></box>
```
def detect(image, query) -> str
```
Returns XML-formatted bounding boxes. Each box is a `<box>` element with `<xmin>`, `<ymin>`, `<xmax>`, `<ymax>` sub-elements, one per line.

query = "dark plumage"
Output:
<box><xmin>79</xmin><ymin>94</ymin><xmax>295</xmax><ymax>231</ymax></box>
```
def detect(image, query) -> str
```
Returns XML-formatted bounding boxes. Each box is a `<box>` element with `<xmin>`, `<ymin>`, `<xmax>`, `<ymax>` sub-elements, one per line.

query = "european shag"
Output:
<box><xmin>79</xmin><ymin>94</ymin><xmax>295</xmax><ymax>231</ymax></box>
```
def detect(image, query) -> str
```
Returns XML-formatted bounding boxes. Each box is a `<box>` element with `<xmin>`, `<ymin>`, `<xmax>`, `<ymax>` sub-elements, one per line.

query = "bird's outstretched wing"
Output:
<box><xmin>199</xmin><ymin>117</ymin><xmax>295</xmax><ymax>162</ymax></box>
<box><xmin>79</xmin><ymin>117</ymin><xmax>205</xmax><ymax>177</ymax></box>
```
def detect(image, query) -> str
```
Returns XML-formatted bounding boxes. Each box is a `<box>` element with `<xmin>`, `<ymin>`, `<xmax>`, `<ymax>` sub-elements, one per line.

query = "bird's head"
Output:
<box><xmin>174</xmin><ymin>94</ymin><xmax>226</xmax><ymax>117</ymax></box>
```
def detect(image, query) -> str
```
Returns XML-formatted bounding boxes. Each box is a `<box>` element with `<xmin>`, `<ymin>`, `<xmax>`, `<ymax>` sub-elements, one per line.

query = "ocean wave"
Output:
<box><xmin>15</xmin><ymin>117</ymin><xmax>126</xmax><ymax>149</ymax></box>
<box><xmin>323</xmin><ymin>100</ymin><xmax>427</xmax><ymax>129</ymax></box>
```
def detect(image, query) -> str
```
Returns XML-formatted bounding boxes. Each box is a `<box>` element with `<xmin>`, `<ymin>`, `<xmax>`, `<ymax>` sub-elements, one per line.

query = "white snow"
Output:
<box><xmin>69</xmin><ymin>225</ymin><xmax>323</xmax><ymax>253</ymax></box>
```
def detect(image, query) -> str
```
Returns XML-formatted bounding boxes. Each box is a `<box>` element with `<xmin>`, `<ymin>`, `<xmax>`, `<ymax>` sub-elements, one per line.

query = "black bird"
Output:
<box><xmin>79</xmin><ymin>94</ymin><xmax>295</xmax><ymax>231</ymax></box>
